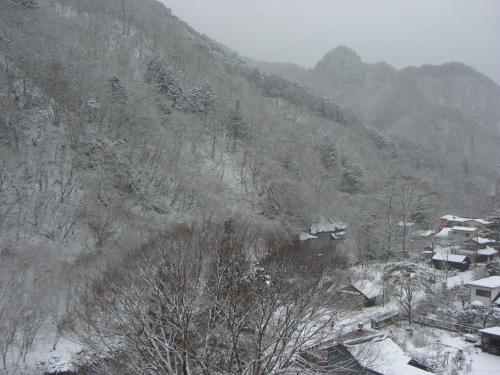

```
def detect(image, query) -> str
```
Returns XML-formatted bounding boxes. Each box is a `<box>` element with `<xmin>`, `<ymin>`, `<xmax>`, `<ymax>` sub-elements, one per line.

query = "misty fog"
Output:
<box><xmin>162</xmin><ymin>0</ymin><xmax>500</xmax><ymax>83</ymax></box>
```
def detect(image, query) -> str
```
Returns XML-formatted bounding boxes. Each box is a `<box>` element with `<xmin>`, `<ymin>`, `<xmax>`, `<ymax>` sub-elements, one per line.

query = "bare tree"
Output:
<box><xmin>73</xmin><ymin>219</ymin><xmax>349</xmax><ymax>374</ymax></box>
<box><xmin>57</xmin><ymin>146</ymin><xmax>75</xmax><ymax>203</ymax></box>
<box><xmin>384</xmin><ymin>263</ymin><xmax>434</xmax><ymax>325</ymax></box>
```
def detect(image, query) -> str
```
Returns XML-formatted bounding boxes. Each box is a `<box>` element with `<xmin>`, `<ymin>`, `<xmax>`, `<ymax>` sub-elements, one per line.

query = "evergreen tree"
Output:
<box><xmin>226</xmin><ymin>100</ymin><xmax>250</xmax><ymax>152</ymax></box>
<box><xmin>182</xmin><ymin>79</ymin><xmax>217</xmax><ymax>114</ymax></box>
<box><xmin>157</xmin><ymin>66</ymin><xmax>185</xmax><ymax>108</ymax></box>
<box><xmin>339</xmin><ymin>164</ymin><xmax>363</xmax><ymax>194</ymax></box>
<box><xmin>319</xmin><ymin>143</ymin><xmax>338</xmax><ymax>170</ymax></box>
<box><xmin>410</xmin><ymin>194</ymin><xmax>431</xmax><ymax>226</ymax></box>
<box><xmin>106</xmin><ymin>76</ymin><xmax>127</xmax><ymax>104</ymax></box>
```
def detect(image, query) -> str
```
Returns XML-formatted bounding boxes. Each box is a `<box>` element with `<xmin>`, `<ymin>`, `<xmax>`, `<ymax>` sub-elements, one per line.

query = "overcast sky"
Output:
<box><xmin>160</xmin><ymin>0</ymin><xmax>500</xmax><ymax>84</ymax></box>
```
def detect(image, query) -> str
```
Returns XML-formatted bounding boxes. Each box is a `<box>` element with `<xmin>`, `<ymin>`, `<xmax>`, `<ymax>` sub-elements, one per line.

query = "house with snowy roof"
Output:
<box><xmin>476</xmin><ymin>247</ymin><xmax>498</xmax><ymax>262</ymax></box>
<box><xmin>330</xmin><ymin>335</ymin><xmax>432</xmax><ymax>374</ymax></box>
<box><xmin>467</xmin><ymin>276</ymin><xmax>500</xmax><ymax>308</ymax></box>
<box><xmin>339</xmin><ymin>280</ymin><xmax>384</xmax><ymax>306</ymax></box>
<box><xmin>450</xmin><ymin>226</ymin><xmax>479</xmax><ymax>243</ymax></box>
<box><xmin>440</xmin><ymin>215</ymin><xmax>472</xmax><ymax>228</ymax></box>
<box><xmin>431</xmin><ymin>252</ymin><xmax>470</xmax><ymax>271</ymax></box>
<box><xmin>300</xmin><ymin>332</ymin><xmax>431</xmax><ymax>374</ymax></box>
<box><xmin>463</xmin><ymin>236</ymin><xmax>497</xmax><ymax>250</ymax></box>
<box><xmin>479</xmin><ymin>327</ymin><xmax>500</xmax><ymax>355</ymax></box>
<box><xmin>465</xmin><ymin>218</ymin><xmax>494</xmax><ymax>231</ymax></box>
<box><xmin>456</xmin><ymin>247</ymin><xmax>498</xmax><ymax>263</ymax></box>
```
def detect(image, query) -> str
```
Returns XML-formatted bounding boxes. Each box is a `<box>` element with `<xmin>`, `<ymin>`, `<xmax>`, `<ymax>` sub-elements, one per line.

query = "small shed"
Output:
<box><xmin>371</xmin><ymin>311</ymin><xmax>400</xmax><ymax>330</ymax></box>
<box><xmin>440</xmin><ymin>215</ymin><xmax>471</xmax><ymax>228</ymax></box>
<box><xmin>467</xmin><ymin>276</ymin><xmax>500</xmax><ymax>307</ymax></box>
<box><xmin>479</xmin><ymin>327</ymin><xmax>500</xmax><ymax>355</ymax></box>
<box><xmin>477</xmin><ymin>247</ymin><xmax>498</xmax><ymax>263</ymax></box>
<box><xmin>450</xmin><ymin>226</ymin><xmax>479</xmax><ymax>241</ymax></box>
<box><xmin>339</xmin><ymin>280</ymin><xmax>383</xmax><ymax>307</ymax></box>
<box><xmin>431</xmin><ymin>253</ymin><xmax>470</xmax><ymax>271</ymax></box>
<box><xmin>463</xmin><ymin>237</ymin><xmax>496</xmax><ymax>250</ymax></box>
<box><xmin>465</xmin><ymin>219</ymin><xmax>494</xmax><ymax>231</ymax></box>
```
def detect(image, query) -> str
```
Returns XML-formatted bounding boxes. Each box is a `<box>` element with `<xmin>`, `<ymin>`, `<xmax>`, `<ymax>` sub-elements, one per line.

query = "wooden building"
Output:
<box><xmin>479</xmin><ymin>327</ymin><xmax>500</xmax><ymax>355</ymax></box>
<box><xmin>431</xmin><ymin>253</ymin><xmax>470</xmax><ymax>271</ymax></box>
<box><xmin>467</xmin><ymin>276</ymin><xmax>500</xmax><ymax>307</ymax></box>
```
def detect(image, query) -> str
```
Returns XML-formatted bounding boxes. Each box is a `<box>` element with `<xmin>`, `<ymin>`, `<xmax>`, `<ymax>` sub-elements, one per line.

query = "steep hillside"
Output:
<box><xmin>255</xmin><ymin>47</ymin><xmax>500</xmax><ymax>197</ymax></box>
<box><xmin>0</xmin><ymin>0</ymin><xmax>497</xmax><ymax>271</ymax></box>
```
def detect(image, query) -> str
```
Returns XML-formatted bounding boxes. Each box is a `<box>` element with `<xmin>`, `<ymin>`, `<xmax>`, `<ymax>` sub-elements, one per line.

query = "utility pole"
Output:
<box><xmin>475</xmin><ymin>229</ymin><xmax>479</xmax><ymax>267</ymax></box>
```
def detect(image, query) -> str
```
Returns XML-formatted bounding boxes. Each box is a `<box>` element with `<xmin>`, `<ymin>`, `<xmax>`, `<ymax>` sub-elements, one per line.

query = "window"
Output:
<box><xmin>475</xmin><ymin>289</ymin><xmax>491</xmax><ymax>298</ymax></box>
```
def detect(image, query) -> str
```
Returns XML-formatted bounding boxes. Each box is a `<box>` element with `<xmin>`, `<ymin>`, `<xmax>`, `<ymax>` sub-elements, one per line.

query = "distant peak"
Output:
<box><xmin>319</xmin><ymin>45</ymin><xmax>362</xmax><ymax>65</ymax></box>
<box><xmin>314</xmin><ymin>45</ymin><xmax>365</xmax><ymax>82</ymax></box>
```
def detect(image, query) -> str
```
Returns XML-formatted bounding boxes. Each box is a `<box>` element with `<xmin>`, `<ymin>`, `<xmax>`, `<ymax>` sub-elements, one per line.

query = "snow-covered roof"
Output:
<box><xmin>440</xmin><ymin>215</ymin><xmax>471</xmax><ymax>222</ymax></box>
<box><xmin>299</xmin><ymin>232</ymin><xmax>318</xmax><ymax>241</ymax></box>
<box><xmin>432</xmin><ymin>253</ymin><xmax>468</xmax><ymax>263</ymax></box>
<box><xmin>467</xmin><ymin>276</ymin><xmax>500</xmax><ymax>289</ymax></box>
<box><xmin>347</xmin><ymin>336</ymin><xmax>431</xmax><ymax>375</ymax></box>
<box><xmin>466</xmin><ymin>237</ymin><xmax>496</xmax><ymax>245</ymax></box>
<box><xmin>479</xmin><ymin>327</ymin><xmax>500</xmax><ymax>336</ymax></box>
<box><xmin>352</xmin><ymin>280</ymin><xmax>383</xmax><ymax>300</ymax></box>
<box><xmin>412</xmin><ymin>230</ymin><xmax>435</xmax><ymax>238</ymax></box>
<box><xmin>478</xmin><ymin>247</ymin><xmax>498</xmax><ymax>256</ymax></box>
<box><xmin>470</xmin><ymin>219</ymin><xmax>494</xmax><ymax>225</ymax></box>
<box><xmin>451</xmin><ymin>226</ymin><xmax>478</xmax><ymax>233</ymax></box>
<box><xmin>434</xmin><ymin>228</ymin><xmax>452</xmax><ymax>239</ymax></box>
<box><xmin>310</xmin><ymin>220</ymin><xmax>347</xmax><ymax>234</ymax></box>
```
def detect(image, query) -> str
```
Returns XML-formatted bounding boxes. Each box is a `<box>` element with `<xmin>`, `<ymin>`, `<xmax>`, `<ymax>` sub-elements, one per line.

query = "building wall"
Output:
<box><xmin>470</xmin><ymin>286</ymin><xmax>500</xmax><ymax>307</ymax></box>
<box><xmin>465</xmin><ymin>220</ymin><xmax>488</xmax><ymax>231</ymax></box>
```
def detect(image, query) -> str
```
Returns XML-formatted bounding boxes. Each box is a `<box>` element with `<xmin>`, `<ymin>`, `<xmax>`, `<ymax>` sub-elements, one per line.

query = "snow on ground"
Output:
<box><xmin>447</xmin><ymin>268</ymin><xmax>484</xmax><ymax>288</ymax></box>
<box><xmin>435</xmin><ymin>227</ymin><xmax>453</xmax><ymax>239</ymax></box>
<box><xmin>299</xmin><ymin>232</ymin><xmax>318</xmax><ymax>241</ymax></box>
<box><xmin>28</xmin><ymin>336</ymin><xmax>82</xmax><ymax>374</ymax></box>
<box><xmin>392</xmin><ymin>324</ymin><xmax>500</xmax><ymax>375</ymax></box>
<box><xmin>5</xmin><ymin>331</ymin><xmax>82</xmax><ymax>375</ymax></box>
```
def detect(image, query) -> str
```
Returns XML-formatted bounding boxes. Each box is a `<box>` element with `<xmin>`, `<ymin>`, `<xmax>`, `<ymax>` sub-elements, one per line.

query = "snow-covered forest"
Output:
<box><xmin>1</xmin><ymin>0</ymin><xmax>500</xmax><ymax>373</ymax></box>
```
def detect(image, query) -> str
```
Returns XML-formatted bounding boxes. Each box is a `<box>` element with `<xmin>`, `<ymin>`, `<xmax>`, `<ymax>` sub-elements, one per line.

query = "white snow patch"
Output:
<box><xmin>397</xmin><ymin>221</ymin><xmax>415</xmax><ymax>227</ymax></box>
<box><xmin>412</xmin><ymin>230</ymin><xmax>435</xmax><ymax>237</ymax></box>
<box><xmin>310</xmin><ymin>219</ymin><xmax>347</xmax><ymax>234</ymax></box>
<box><xmin>299</xmin><ymin>232</ymin><xmax>318</xmax><ymax>241</ymax></box>
<box><xmin>435</xmin><ymin>228</ymin><xmax>452</xmax><ymax>239</ymax></box>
